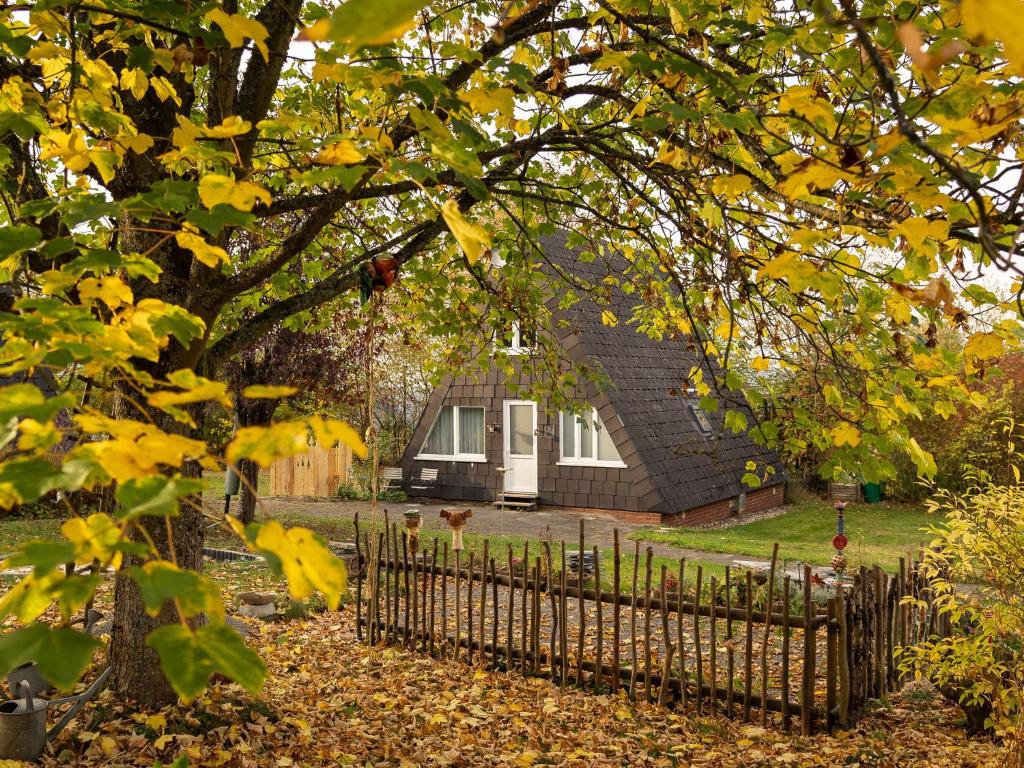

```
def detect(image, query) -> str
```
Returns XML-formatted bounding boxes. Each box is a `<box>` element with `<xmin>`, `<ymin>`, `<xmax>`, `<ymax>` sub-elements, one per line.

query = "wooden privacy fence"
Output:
<box><xmin>268</xmin><ymin>440</ymin><xmax>351</xmax><ymax>497</ymax></box>
<box><xmin>350</xmin><ymin>515</ymin><xmax>948</xmax><ymax>735</ymax></box>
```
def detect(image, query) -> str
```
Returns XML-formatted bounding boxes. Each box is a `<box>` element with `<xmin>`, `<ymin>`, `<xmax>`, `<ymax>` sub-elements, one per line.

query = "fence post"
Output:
<box><xmin>825</xmin><ymin>595</ymin><xmax>837</xmax><ymax>732</ymax></box>
<box><xmin>354</xmin><ymin>512</ymin><xmax>362</xmax><ymax>641</ymax></box>
<box><xmin>480</xmin><ymin>540</ymin><xmax>489</xmax><ymax>666</ymax></box>
<box><xmin>628</xmin><ymin>541</ymin><xmax>640</xmax><ymax>701</ymax></box>
<box><xmin>760</xmin><ymin>542</ymin><xmax>779</xmax><ymax>726</ymax></box>
<box><xmin>543</xmin><ymin>541</ymin><xmax>557</xmax><ymax>681</ymax></box>
<box><xmin>612</xmin><ymin>530</ymin><xmax>621</xmax><ymax>693</ymax></box>
<box><xmin>801</xmin><ymin>564</ymin><xmax>815</xmax><ymax>735</ymax></box>
<box><xmin>723</xmin><ymin>565</ymin><xmax>731</xmax><ymax>716</ymax></box>
<box><xmin>837</xmin><ymin>584</ymin><xmax>850</xmax><ymax>728</ymax></box>
<box><xmin>709</xmin><ymin>576</ymin><xmax>718</xmax><ymax>714</ymax></box>
<box><xmin>467</xmin><ymin>551</ymin><xmax>475</xmax><ymax>664</ymax></box>
<box><xmin>593</xmin><ymin>545</ymin><xmax>603</xmax><ymax>691</ymax></box>
<box><xmin>693</xmin><ymin>564</ymin><xmax>703</xmax><ymax>713</ymax></box>
<box><xmin>743</xmin><ymin>569</ymin><xmax>753</xmax><ymax>722</ymax></box>
<box><xmin>507</xmin><ymin>544</ymin><xmax>515</xmax><ymax>673</ymax></box>
<box><xmin>429</xmin><ymin>538</ymin><xmax>438</xmax><ymax>657</ymax></box>
<box><xmin>643</xmin><ymin>547</ymin><xmax>654</xmax><ymax>703</ymax></box>
<box><xmin>781</xmin><ymin>575</ymin><xmax>791</xmax><ymax>731</ymax></box>
<box><xmin>577</xmin><ymin>523</ymin><xmax>585</xmax><ymax>686</ymax></box>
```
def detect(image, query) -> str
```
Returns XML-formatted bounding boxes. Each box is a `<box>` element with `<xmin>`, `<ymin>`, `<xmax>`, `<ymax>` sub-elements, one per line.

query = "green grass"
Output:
<box><xmin>631</xmin><ymin>498</ymin><xmax>936</xmax><ymax>572</ymax></box>
<box><xmin>0</xmin><ymin>517</ymin><xmax>62</xmax><ymax>555</ymax></box>
<box><xmin>202</xmin><ymin>470</ymin><xmax>271</xmax><ymax>497</ymax></box>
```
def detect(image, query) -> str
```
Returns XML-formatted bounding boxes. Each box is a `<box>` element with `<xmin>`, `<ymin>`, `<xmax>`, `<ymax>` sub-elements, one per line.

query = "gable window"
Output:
<box><xmin>418</xmin><ymin>405</ymin><xmax>486</xmax><ymax>461</ymax></box>
<box><xmin>500</xmin><ymin>322</ymin><xmax>535</xmax><ymax>355</ymax></box>
<box><xmin>559</xmin><ymin>408</ymin><xmax>625</xmax><ymax>467</ymax></box>
<box><xmin>688</xmin><ymin>402</ymin><xmax>714</xmax><ymax>436</ymax></box>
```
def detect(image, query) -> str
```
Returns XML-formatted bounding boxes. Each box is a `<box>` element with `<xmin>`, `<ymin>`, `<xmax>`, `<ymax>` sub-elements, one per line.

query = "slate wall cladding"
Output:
<box><xmin>398</xmin><ymin>231</ymin><xmax>788</xmax><ymax>524</ymax></box>
<box><xmin>400</xmin><ymin>371</ymin><xmax>644</xmax><ymax>512</ymax></box>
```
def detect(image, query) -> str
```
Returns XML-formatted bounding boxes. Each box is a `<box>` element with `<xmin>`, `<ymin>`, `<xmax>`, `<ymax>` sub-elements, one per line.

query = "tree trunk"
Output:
<box><xmin>238</xmin><ymin>458</ymin><xmax>259</xmax><ymax>525</ymax></box>
<box><xmin>109</xmin><ymin>462</ymin><xmax>205</xmax><ymax>706</ymax></box>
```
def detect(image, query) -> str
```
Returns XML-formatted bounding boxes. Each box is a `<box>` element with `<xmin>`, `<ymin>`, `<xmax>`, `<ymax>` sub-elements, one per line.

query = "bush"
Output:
<box><xmin>898</xmin><ymin>435</ymin><xmax>1024</xmax><ymax>756</ymax></box>
<box><xmin>335</xmin><ymin>481</ymin><xmax>407</xmax><ymax>503</ymax></box>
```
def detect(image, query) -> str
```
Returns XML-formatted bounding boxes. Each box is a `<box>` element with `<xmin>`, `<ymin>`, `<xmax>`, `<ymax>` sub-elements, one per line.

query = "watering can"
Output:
<box><xmin>0</xmin><ymin>667</ymin><xmax>111</xmax><ymax>762</ymax></box>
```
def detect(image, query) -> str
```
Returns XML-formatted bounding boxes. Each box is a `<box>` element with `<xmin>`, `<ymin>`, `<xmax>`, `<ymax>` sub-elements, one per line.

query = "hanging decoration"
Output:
<box><xmin>831</xmin><ymin>500</ymin><xmax>848</xmax><ymax>575</ymax></box>
<box><xmin>359</xmin><ymin>256</ymin><xmax>400</xmax><ymax>304</ymax></box>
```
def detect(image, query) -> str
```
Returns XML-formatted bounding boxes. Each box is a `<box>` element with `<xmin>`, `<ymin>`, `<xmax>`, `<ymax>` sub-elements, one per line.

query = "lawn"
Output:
<box><xmin>631</xmin><ymin>497</ymin><xmax>938</xmax><ymax>573</ymax></box>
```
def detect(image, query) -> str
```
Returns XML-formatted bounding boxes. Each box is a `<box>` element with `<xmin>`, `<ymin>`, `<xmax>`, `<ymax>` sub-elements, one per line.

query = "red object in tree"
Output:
<box><xmin>371</xmin><ymin>256</ymin><xmax>399</xmax><ymax>290</ymax></box>
<box><xmin>832</xmin><ymin>534</ymin><xmax>848</xmax><ymax>550</ymax></box>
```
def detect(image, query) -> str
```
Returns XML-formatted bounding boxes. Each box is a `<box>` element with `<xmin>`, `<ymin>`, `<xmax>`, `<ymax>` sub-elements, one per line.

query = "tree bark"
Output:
<box><xmin>109</xmin><ymin>461</ymin><xmax>205</xmax><ymax>706</ymax></box>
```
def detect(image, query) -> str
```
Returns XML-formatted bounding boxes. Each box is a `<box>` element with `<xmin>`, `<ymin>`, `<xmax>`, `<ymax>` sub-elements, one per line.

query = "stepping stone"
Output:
<box><xmin>237</xmin><ymin>602</ymin><xmax>276</xmax><ymax>619</ymax></box>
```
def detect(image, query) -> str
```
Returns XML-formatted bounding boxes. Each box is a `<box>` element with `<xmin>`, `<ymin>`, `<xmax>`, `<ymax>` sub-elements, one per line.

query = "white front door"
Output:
<box><xmin>502</xmin><ymin>400</ymin><xmax>537</xmax><ymax>493</ymax></box>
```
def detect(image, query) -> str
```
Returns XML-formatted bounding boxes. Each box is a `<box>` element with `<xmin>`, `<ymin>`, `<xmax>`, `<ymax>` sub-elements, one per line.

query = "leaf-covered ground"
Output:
<box><xmin>30</xmin><ymin>564</ymin><xmax>1004</xmax><ymax>768</ymax></box>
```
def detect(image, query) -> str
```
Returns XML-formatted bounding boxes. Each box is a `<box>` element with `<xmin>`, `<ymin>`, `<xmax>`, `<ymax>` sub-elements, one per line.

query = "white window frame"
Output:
<box><xmin>558</xmin><ymin>407</ymin><xmax>626</xmax><ymax>468</ymax></box>
<box><xmin>504</xmin><ymin>322</ymin><xmax>533</xmax><ymax>355</ymax></box>
<box><xmin>689</xmin><ymin>402</ymin><xmax>714</xmax><ymax>435</ymax></box>
<box><xmin>416</xmin><ymin>405</ymin><xmax>487</xmax><ymax>462</ymax></box>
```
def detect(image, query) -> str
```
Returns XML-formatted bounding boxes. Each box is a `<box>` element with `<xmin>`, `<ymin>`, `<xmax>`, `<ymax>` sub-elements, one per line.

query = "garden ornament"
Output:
<box><xmin>832</xmin><ymin>500</ymin><xmax>848</xmax><ymax>578</ymax></box>
<box><xmin>404</xmin><ymin>510</ymin><xmax>423</xmax><ymax>553</ymax></box>
<box><xmin>439</xmin><ymin>508</ymin><xmax>472</xmax><ymax>551</ymax></box>
<box><xmin>0</xmin><ymin>667</ymin><xmax>111</xmax><ymax>762</ymax></box>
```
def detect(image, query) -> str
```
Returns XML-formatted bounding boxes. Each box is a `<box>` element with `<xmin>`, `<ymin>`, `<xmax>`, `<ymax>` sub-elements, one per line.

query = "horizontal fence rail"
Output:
<box><xmin>350</xmin><ymin>513</ymin><xmax>949</xmax><ymax>735</ymax></box>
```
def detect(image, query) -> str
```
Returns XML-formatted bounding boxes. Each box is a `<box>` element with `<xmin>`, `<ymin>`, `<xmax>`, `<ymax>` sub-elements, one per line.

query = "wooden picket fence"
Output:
<box><xmin>350</xmin><ymin>514</ymin><xmax>948</xmax><ymax>735</ymax></box>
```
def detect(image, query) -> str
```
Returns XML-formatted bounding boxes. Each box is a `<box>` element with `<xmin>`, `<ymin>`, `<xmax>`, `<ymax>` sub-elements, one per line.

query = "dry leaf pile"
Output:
<box><xmin>19</xmin><ymin>564</ymin><xmax>1006</xmax><ymax>767</ymax></box>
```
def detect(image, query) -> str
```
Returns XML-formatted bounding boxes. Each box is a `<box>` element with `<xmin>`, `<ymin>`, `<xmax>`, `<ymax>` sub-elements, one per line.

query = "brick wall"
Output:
<box><xmin>679</xmin><ymin>484</ymin><xmax>784</xmax><ymax>526</ymax></box>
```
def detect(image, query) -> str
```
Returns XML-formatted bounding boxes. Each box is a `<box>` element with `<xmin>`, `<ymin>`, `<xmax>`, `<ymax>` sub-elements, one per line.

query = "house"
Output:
<box><xmin>399</xmin><ymin>233</ymin><xmax>786</xmax><ymax>526</ymax></box>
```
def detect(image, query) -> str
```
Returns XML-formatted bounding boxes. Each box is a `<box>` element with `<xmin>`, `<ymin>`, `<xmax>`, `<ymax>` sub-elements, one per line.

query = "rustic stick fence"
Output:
<box><xmin>351</xmin><ymin>514</ymin><xmax>947</xmax><ymax>735</ymax></box>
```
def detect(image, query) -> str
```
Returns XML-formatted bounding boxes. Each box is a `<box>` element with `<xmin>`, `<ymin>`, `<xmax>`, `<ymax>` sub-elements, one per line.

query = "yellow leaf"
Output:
<box><xmin>312</xmin><ymin>140</ymin><xmax>365</xmax><ymax>165</ymax></box>
<box><xmin>463</xmin><ymin>87</ymin><xmax>516</xmax><ymax>117</ymax></box>
<box><xmin>778</xmin><ymin>162</ymin><xmax>850</xmax><ymax>199</ymax></box>
<box><xmin>309</xmin><ymin>416</ymin><xmax>368</xmax><ymax>460</ymax></box>
<box><xmin>205</xmin><ymin>115</ymin><xmax>253</xmax><ymax>138</ymax></box>
<box><xmin>885</xmin><ymin>292</ymin><xmax>913</xmax><ymax>325</ymax></box>
<box><xmin>62</xmin><ymin>513</ymin><xmax>124</xmax><ymax>568</ymax></box>
<box><xmin>830</xmin><ymin>422</ymin><xmax>861</xmax><ymax>447</ymax></box>
<box><xmin>750</xmin><ymin>356</ymin><xmax>771</xmax><ymax>372</ymax></box>
<box><xmin>777</xmin><ymin>85</ymin><xmax>835</xmax><ymax>128</ymax></box>
<box><xmin>119</xmin><ymin>68</ymin><xmax>148</xmax><ymax>100</ymax></box>
<box><xmin>440</xmin><ymin>200</ymin><xmax>490</xmax><ymax>264</ymax></box>
<box><xmin>175</xmin><ymin>228</ymin><xmax>229</xmax><ymax>268</ymax></box>
<box><xmin>964</xmin><ymin>331</ymin><xmax>1003</xmax><ymax>362</ymax></box>
<box><xmin>206</xmin><ymin>8</ymin><xmax>269</xmax><ymax>61</ymax></box>
<box><xmin>601</xmin><ymin>310</ymin><xmax>618</xmax><ymax>327</ymax></box>
<box><xmin>78</xmin><ymin>276</ymin><xmax>133</xmax><ymax>308</ymax></box>
<box><xmin>198</xmin><ymin>173</ymin><xmax>272</xmax><ymax>211</ymax></box>
<box><xmin>252</xmin><ymin>521</ymin><xmax>347</xmax><ymax>608</ymax></box>
<box><xmin>962</xmin><ymin>0</ymin><xmax>1024</xmax><ymax>74</ymax></box>
<box><xmin>227</xmin><ymin>421</ymin><xmax>310</xmax><ymax>468</ymax></box>
<box><xmin>145</xmin><ymin>713</ymin><xmax>167</xmax><ymax>732</ymax></box>
<box><xmin>614</xmin><ymin>708</ymin><xmax>632</xmax><ymax>720</ymax></box>
<box><xmin>711</xmin><ymin>174</ymin><xmax>752</xmax><ymax>200</ymax></box>
<box><xmin>894</xmin><ymin>217</ymin><xmax>949</xmax><ymax>254</ymax></box>
<box><xmin>242</xmin><ymin>385</ymin><xmax>298</xmax><ymax>399</ymax></box>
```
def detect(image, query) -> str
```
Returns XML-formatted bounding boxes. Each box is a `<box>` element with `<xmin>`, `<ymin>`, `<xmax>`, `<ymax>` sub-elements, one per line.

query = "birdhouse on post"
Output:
<box><xmin>439</xmin><ymin>508</ymin><xmax>472</xmax><ymax>551</ymax></box>
<box><xmin>404</xmin><ymin>510</ymin><xmax>423</xmax><ymax>553</ymax></box>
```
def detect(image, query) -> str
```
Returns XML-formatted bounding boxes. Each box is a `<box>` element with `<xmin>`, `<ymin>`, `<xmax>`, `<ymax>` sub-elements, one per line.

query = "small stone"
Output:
<box><xmin>237</xmin><ymin>602</ymin><xmax>277</xmax><ymax>619</ymax></box>
<box><xmin>225</xmin><ymin>616</ymin><xmax>251</xmax><ymax>639</ymax></box>
<box><xmin>237</xmin><ymin>591</ymin><xmax>276</xmax><ymax>606</ymax></box>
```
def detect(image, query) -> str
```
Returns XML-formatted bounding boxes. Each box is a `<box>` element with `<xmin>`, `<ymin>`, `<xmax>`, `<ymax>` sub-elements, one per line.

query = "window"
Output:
<box><xmin>501</xmin><ymin>322</ymin><xmax>534</xmax><ymax>355</ymax></box>
<box><xmin>689</xmin><ymin>402</ymin><xmax>714</xmax><ymax>435</ymax></box>
<box><xmin>418</xmin><ymin>406</ymin><xmax>486</xmax><ymax>461</ymax></box>
<box><xmin>559</xmin><ymin>408</ymin><xmax>624</xmax><ymax>466</ymax></box>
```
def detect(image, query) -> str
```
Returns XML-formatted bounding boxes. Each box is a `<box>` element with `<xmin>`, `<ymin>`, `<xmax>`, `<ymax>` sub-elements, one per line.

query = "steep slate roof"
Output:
<box><xmin>537</xmin><ymin>232</ymin><xmax>786</xmax><ymax>514</ymax></box>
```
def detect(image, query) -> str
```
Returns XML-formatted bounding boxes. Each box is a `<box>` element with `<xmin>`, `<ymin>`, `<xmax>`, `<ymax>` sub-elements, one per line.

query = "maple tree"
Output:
<box><xmin>2</xmin><ymin>0</ymin><xmax>1024</xmax><ymax>709</ymax></box>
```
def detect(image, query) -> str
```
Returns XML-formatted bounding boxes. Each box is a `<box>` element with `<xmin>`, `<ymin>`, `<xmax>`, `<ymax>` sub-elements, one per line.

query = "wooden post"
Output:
<box><xmin>629</xmin><ymin>541</ymin><xmax>640</xmax><ymax>701</ymax></box>
<box><xmin>479</xmin><ymin>540</ymin><xmax>488</xmax><ymax>667</ymax></box>
<box><xmin>507</xmin><ymin>544</ymin><xmax>515</xmax><ymax>673</ymax></box>
<box><xmin>421</xmin><ymin>537</ymin><xmax>429</xmax><ymax>644</ymax></box>
<box><xmin>491</xmin><ymin>557</ymin><xmax>499</xmax><ymax>670</ymax></box>
<box><xmin>760</xmin><ymin>542</ymin><xmax>779</xmax><ymax>726</ymax></box>
<box><xmin>560</xmin><ymin>540</ymin><xmax>568</xmax><ymax>685</ymax></box>
<box><xmin>612</xmin><ymin>529</ymin><xmax>621</xmax><ymax>693</ymax></box>
<box><xmin>544</xmin><ymin>541</ymin><xmax>557</xmax><ymax>681</ymax></box>
<box><xmin>577</xmin><ymin>521</ymin><xmax>585</xmax><ymax>686</ymax></box>
<box><xmin>678</xmin><ymin>558</ymin><xmax>687</xmax><ymax>708</ymax></box>
<box><xmin>372</xmin><ymin>531</ymin><xmax>384</xmax><ymax>645</ymax></box>
<box><xmin>725</xmin><ymin>565</ymin><xmax>733</xmax><ymax>717</ymax></box>
<box><xmin>643</xmin><ymin>546</ymin><xmax>654</xmax><ymax>703</ymax></box>
<box><xmin>410</xmin><ymin>531</ymin><xmax>418</xmax><ymax>648</ymax></box>
<box><xmin>383</xmin><ymin>523</ymin><xmax>392</xmax><ymax>644</ymax></box>
<box><xmin>593</xmin><ymin>545</ymin><xmax>603</xmax><ymax>691</ymax></box>
<box><xmin>354</xmin><ymin>512</ymin><xmax>363</xmax><ymax>641</ymax></box>
<box><xmin>837</xmin><ymin>585</ymin><xmax>850</xmax><ymax>728</ymax></box>
<box><xmin>521</xmin><ymin>542</ymin><xmax>530</xmax><ymax>674</ymax></box>
<box><xmin>658</xmin><ymin>564</ymin><xmax>674</xmax><ymax>706</ymax></box>
<box><xmin>826</xmin><ymin>596</ymin><xmax>837</xmax><ymax>732</ymax></box>
<box><xmin>536</xmin><ymin>557</ymin><xmax>544</xmax><ymax>675</ymax></box>
<box><xmin>401</xmin><ymin>531</ymin><xmax>411</xmax><ymax>648</ymax></box>
<box><xmin>693</xmin><ymin>564</ymin><xmax>703</xmax><ymax>713</ymax></box>
<box><xmin>743</xmin><ymin>569</ymin><xmax>754</xmax><ymax>722</ymax></box>
<box><xmin>781</xmin><ymin>575</ymin><xmax>792</xmax><ymax>732</ymax></box>
<box><xmin>391</xmin><ymin>524</ymin><xmax>401</xmax><ymax>646</ymax></box>
<box><xmin>801</xmin><ymin>564</ymin><xmax>815</xmax><ymax>736</ymax></box>
<box><xmin>454</xmin><ymin>548</ymin><xmax>462</xmax><ymax>662</ymax></box>
<box><xmin>709</xmin><ymin>576</ymin><xmax>718</xmax><ymax>714</ymax></box>
<box><xmin>467</xmin><ymin>551</ymin><xmax>475</xmax><ymax>664</ymax></box>
<box><xmin>429</xmin><ymin>538</ymin><xmax>438</xmax><ymax>657</ymax></box>
<box><xmin>875</xmin><ymin>567</ymin><xmax>886</xmax><ymax>703</ymax></box>
<box><xmin>441</xmin><ymin>541</ymin><xmax>449</xmax><ymax>657</ymax></box>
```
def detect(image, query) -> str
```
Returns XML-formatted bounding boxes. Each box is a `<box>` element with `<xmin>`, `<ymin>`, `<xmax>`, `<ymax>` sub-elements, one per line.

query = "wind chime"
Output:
<box><xmin>831</xmin><ymin>500</ymin><xmax>848</xmax><ymax>578</ymax></box>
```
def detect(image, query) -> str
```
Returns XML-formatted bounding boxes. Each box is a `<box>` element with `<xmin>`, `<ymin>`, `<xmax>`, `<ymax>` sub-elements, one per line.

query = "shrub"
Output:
<box><xmin>898</xmin><ymin>435</ymin><xmax>1024</xmax><ymax>756</ymax></box>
